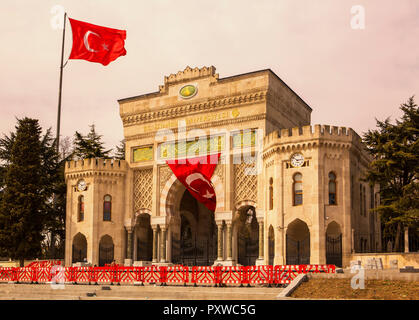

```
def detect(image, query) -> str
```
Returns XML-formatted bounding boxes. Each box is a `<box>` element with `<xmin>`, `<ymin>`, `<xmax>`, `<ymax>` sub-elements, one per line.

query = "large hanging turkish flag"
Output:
<box><xmin>167</xmin><ymin>154</ymin><xmax>220</xmax><ymax>212</ymax></box>
<box><xmin>68</xmin><ymin>18</ymin><xmax>126</xmax><ymax>66</ymax></box>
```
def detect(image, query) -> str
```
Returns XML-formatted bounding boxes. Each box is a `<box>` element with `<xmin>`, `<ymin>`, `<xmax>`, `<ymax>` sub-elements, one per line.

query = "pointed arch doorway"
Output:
<box><xmin>326</xmin><ymin>221</ymin><xmax>342</xmax><ymax>267</ymax></box>
<box><xmin>286</xmin><ymin>219</ymin><xmax>310</xmax><ymax>265</ymax></box>
<box><xmin>72</xmin><ymin>233</ymin><xmax>87</xmax><ymax>264</ymax></box>
<box><xmin>235</xmin><ymin>206</ymin><xmax>259</xmax><ymax>266</ymax></box>
<box><xmin>99</xmin><ymin>235</ymin><xmax>114</xmax><ymax>266</ymax></box>
<box><xmin>171</xmin><ymin>189</ymin><xmax>217</xmax><ymax>266</ymax></box>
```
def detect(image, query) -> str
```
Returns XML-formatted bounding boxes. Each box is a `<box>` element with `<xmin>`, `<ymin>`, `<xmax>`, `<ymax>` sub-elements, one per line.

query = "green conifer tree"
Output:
<box><xmin>114</xmin><ymin>139</ymin><xmax>125</xmax><ymax>160</ymax></box>
<box><xmin>73</xmin><ymin>124</ymin><xmax>112</xmax><ymax>159</ymax></box>
<box><xmin>363</xmin><ymin>96</ymin><xmax>419</xmax><ymax>250</ymax></box>
<box><xmin>0</xmin><ymin>118</ymin><xmax>45</xmax><ymax>266</ymax></box>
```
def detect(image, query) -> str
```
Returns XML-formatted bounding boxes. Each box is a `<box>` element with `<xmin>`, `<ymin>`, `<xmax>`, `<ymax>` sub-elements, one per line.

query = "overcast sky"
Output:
<box><xmin>0</xmin><ymin>0</ymin><xmax>418</xmax><ymax>150</ymax></box>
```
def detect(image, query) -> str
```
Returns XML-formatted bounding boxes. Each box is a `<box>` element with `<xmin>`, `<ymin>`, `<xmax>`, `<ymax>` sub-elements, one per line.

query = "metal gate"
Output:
<box><xmin>238</xmin><ymin>235</ymin><xmax>259</xmax><ymax>266</ymax></box>
<box><xmin>326</xmin><ymin>234</ymin><xmax>342</xmax><ymax>267</ymax></box>
<box><xmin>286</xmin><ymin>235</ymin><xmax>310</xmax><ymax>265</ymax></box>
<box><xmin>99</xmin><ymin>244</ymin><xmax>114</xmax><ymax>266</ymax></box>
<box><xmin>72</xmin><ymin>244</ymin><xmax>87</xmax><ymax>263</ymax></box>
<box><xmin>172</xmin><ymin>238</ymin><xmax>217</xmax><ymax>266</ymax></box>
<box><xmin>137</xmin><ymin>239</ymin><xmax>152</xmax><ymax>261</ymax></box>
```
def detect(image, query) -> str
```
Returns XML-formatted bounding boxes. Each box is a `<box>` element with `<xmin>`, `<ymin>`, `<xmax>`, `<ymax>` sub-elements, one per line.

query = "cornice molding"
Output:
<box><xmin>65</xmin><ymin>171</ymin><xmax>126</xmax><ymax>180</ymax></box>
<box><xmin>262</xmin><ymin>139</ymin><xmax>352</xmax><ymax>160</ymax></box>
<box><xmin>125</xmin><ymin>113</ymin><xmax>267</xmax><ymax>141</ymax></box>
<box><xmin>121</xmin><ymin>90</ymin><xmax>268</xmax><ymax>127</ymax></box>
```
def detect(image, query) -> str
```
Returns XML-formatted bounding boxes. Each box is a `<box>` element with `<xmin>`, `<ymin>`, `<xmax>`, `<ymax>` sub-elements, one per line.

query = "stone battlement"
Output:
<box><xmin>161</xmin><ymin>66</ymin><xmax>219</xmax><ymax>87</ymax></box>
<box><xmin>263</xmin><ymin>124</ymin><xmax>361</xmax><ymax>149</ymax></box>
<box><xmin>65</xmin><ymin>158</ymin><xmax>128</xmax><ymax>174</ymax></box>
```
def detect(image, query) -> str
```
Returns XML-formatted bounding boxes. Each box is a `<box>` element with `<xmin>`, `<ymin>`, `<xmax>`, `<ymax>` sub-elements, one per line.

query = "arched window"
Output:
<box><xmin>328</xmin><ymin>172</ymin><xmax>337</xmax><ymax>205</ymax></box>
<box><xmin>103</xmin><ymin>195</ymin><xmax>112</xmax><ymax>221</ymax></box>
<box><xmin>78</xmin><ymin>195</ymin><xmax>84</xmax><ymax>222</ymax></box>
<box><xmin>269</xmin><ymin>178</ymin><xmax>273</xmax><ymax>210</ymax></box>
<box><xmin>293</xmin><ymin>173</ymin><xmax>303</xmax><ymax>206</ymax></box>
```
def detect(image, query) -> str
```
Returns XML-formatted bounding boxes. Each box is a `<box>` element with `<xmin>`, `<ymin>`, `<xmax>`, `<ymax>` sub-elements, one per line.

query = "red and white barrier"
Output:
<box><xmin>0</xmin><ymin>264</ymin><xmax>336</xmax><ymax>286</ymax></box>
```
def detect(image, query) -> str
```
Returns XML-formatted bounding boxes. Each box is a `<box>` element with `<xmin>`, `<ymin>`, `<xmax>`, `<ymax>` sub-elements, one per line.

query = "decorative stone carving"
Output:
<box><xmin>213</xmin><ymin>163</ymin><xmax>224</xmax><ymax>183</ymax></box>
<box><xmin>159</xmin><ymin>165</ymin><xmax>173</xmax><ymax>192</ymax></box>
<box><xmin>133</xmin><ymin>168</ymin><xmax>153</xmax><ymax>212</ymax></box>
<box><xmin>234</xmin><ymin>163</ymin><xmax>257</xmax><ymax>204</ymax></box>
<box><xmin>162</xmin><ymin>66</ymin><xmax>218</xmax><ymax>88</ymax></box>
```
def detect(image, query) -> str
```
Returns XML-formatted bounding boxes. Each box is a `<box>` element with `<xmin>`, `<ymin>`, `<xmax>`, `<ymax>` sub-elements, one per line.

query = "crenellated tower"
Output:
<box><xmin>64</xmin><ymin>158</ymin><xmax>128</xmax><ymax>266</ymax></box>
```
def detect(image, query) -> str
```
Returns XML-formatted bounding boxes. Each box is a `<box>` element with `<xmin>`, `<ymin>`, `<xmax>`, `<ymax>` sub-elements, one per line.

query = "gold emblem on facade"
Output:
<box><xmin>179</xmin><ymin>84</ymin><xmax>197</xmax><ymax>99</ymax></box>
<box><xmin>231</xmin><ymin>109</ymin><xmax>240</xmax><ymax>118</ymax></box>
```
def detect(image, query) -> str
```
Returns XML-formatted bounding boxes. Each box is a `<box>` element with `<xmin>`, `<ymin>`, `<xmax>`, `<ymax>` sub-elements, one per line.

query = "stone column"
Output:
<box><xmin>125</xmin><ymin>226</ymin><xmax>134</xmax><ymax>266</ymax></box>
<box><xmin>404</xmin><ymin>228</ymin><xmax>409</xmax><ymax>253</ymax></box>
<box><xmin>160</xmin><ymin>227</ymin><xmax>167</xmax><ymax>263</ymax></box>
<box><xmin>258</xmin><ymin>221</ymin><xmax>264</xmax><ymax>259</ymax></box>
<box><xmin>133</xmin><ymin>227</ymin><xmax>137</xmax><ymax>261</ymax></box>
<box><xmin>152</xmin><ymin>226</ymin><xmax>158</xmax><ymax>263</ymax></box>
<box><xmin>126</xmin><ymin>227</ymin><xmax>133</xmax><ymax>260</ymax></box>
<box><xmin>226</xmin><ymin>223</ymin><xmax>232</xmax><ymax>260</ymax></box>
<box><xmin>217</xmin><ymin>223</ymin><xmax>224</xmax><ymax>261</ymax></box>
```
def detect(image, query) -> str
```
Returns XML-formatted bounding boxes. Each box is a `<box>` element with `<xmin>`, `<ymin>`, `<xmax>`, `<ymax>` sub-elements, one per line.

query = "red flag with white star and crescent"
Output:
<box><xmin>68</xmin><ymin>18</ymin><xmax>126</xmax><ymax>66</ymax></box>
<box><xmin>166</xmin><ymin>153</ymin><xmax>220</xmax><ymax>212</ymax></box>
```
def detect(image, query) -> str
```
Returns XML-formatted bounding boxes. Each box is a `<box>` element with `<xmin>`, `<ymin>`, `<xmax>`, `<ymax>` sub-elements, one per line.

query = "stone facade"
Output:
<box><xmin>64</xmin><ymin>66</ymin><xmax>380</xmax><ymax>267</ymax></box>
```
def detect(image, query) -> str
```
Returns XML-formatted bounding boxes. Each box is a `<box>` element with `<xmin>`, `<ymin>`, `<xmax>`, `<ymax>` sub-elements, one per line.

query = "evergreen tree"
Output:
<box><xmin>0</xmin><ymin>131</ymin><xmax>15</xmax><ymax>204</ymax></box>
<box><xmin>39</xmin><ymin>129</ymin><xmax>68</xmax><ymax>259</ymax></box>
<box><xmin>363</xmin><ymin>96</ymin><xmax>419</xmax><ymax>250</ymax></box>
<box><xmin>73</xmin><ymin>124</ymin><xmax>112</xmax><ymax>159</ymax></box>
<box><xmin>114</xmin><ymin>139</ymin><xmax>125</xmax><ymax>160</ymax></box>
<box><xmin>0</xmin><ymin>118</ymin><xmax>45</xmax><ymax>266</ymax></box>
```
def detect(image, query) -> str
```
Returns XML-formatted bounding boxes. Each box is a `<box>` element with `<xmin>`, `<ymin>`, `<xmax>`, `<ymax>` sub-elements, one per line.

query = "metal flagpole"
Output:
<box><xmin>56</xmin><ymin>12</ymin><xmax>67</xmax><ymax>153</ymax></box>
<box><xmin>51</xmin><ymin>12</ymin><xmax>67</xmax><ymax>259</ymax></box>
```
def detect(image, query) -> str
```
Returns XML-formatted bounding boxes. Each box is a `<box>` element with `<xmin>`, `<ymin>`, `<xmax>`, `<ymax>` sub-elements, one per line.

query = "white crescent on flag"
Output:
<box><xmin>185</xmin><ymin>173</ymin><xmax>214</xmax><ymax>198</ymax></box>
<box><xmin>83</xmin><ymin>31</ymin><xmax>100</xmax><ymax>52</ymax></box>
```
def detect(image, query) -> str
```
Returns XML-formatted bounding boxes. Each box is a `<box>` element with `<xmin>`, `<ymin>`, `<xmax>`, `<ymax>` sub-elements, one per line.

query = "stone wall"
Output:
<box><xmin>350</xmin><ymin>253</ymin><xmax>419</xmax><ymax>269</ymax></box>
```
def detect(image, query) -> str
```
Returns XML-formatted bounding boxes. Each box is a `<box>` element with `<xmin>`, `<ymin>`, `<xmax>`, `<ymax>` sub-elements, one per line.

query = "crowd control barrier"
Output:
<box><xmin>0</xmin><ymin>264</ymin><xmax>335</xmax><ymax>286</ymax></box>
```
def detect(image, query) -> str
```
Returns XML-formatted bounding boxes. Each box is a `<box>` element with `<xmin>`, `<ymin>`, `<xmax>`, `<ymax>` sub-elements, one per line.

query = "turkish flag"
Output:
<box><xmin>68</xmin><ymin>18</ymin><xmax>126</xmax><ymax>66</ymax></box>
<box><xmin>167</xmin><ymin>154</ymin><xmax>220</xmax><ymax>212</ymax></box>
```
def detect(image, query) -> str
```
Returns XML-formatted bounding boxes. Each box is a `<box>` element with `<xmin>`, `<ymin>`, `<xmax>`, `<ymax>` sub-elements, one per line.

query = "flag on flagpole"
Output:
<box><xmin>68</xmin><ymin>18</ymin><xmax>126</xmax><ymax>66</ymax></box>
<box><xmin>166</xmin><ymin>154</ymin><xmax>220</xmax><ymax>212</ymax></box>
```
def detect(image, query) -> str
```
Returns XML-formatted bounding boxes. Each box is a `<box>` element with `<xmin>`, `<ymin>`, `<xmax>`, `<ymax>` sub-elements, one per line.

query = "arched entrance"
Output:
<box><xmin>99</xmin><ymin>235</ymin><xmax>114</xmax><ymax>266</ymax></box>
<box><xmin>136</xmin><ymin>214</ymin><xmax>153</xmax><ymax>261</ymax></box>
<box><xmin>286</xmin><ymin>219</ymin><xmax>310</xmax><ymax>265</ymax></box>
<box><xmin>268</xmin><ymin>225</ymin><xmax>275</xmax><ymax>265</ymax></box>
<box><xmin>326</xmin><ymin>221</ymin><xmax>342</xmax><ymax>267</ymax></box>
<box><xmin>236</xmin><ymin>206</ymin><xmax>259</xmax><ymax>266</ymax></box>
<box><xmin>172</xmin><ymin>189</ymin><xmax>217</xmax><ymax>266</ymax></box>
<box><xmin>72</xmin><ymin>232</ymin><xmax>87</xmax><ymax>263</ymax></box>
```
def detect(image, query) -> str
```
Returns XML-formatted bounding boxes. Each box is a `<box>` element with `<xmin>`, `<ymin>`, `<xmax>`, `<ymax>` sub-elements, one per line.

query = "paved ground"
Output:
<box><xmin>0</xmin><ymin>283</ymin><xmax>285</xmax><ymax>300</ymax></box>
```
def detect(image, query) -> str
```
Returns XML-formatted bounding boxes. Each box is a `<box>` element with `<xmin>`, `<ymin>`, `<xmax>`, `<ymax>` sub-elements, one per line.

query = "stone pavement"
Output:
<box><xmin>0</xmin><ymin>283</ymin><xmax>285</xmax><ymax>300</ymax></box>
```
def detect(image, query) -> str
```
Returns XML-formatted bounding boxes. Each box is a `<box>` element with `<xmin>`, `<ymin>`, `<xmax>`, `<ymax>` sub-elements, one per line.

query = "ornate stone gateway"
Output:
<box><xmin>64</xmin><ymin>66</ymin><xmax>376</xmax><ymax>268</ymax></box>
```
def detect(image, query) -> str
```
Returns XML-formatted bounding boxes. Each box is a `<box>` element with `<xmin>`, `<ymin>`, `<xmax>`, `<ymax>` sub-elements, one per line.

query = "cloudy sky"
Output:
<box><xmin>1</xmin><ymin>0</ymin><xmax>418</xmax><ymax>150</ymax></box>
